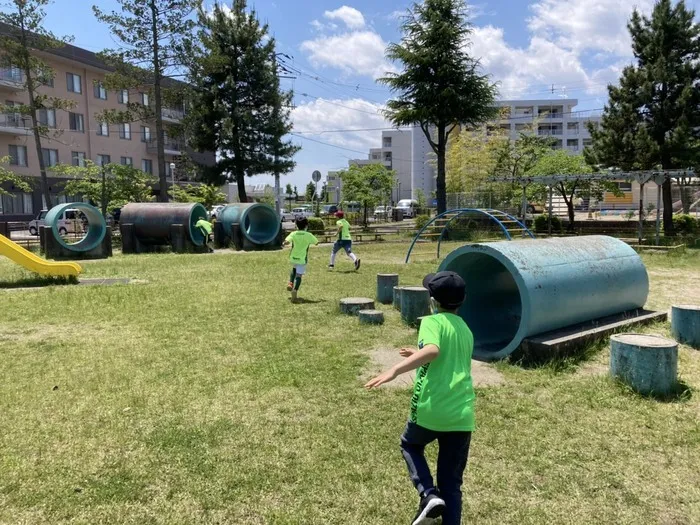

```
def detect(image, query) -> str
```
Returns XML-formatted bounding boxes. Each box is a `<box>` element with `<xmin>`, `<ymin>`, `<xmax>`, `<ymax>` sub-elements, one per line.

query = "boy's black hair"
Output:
<box><xmin>296</xmin><ymin>216</ymin><xmax>309</xmax><ymax>230</ymax></box>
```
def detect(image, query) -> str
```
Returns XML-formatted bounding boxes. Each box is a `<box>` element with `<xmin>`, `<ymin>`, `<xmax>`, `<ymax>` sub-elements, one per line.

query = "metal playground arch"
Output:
<box><xmin>405</xmin><ymin>208</ymin><xmax>535</xmax><ymax>263</ymax></box>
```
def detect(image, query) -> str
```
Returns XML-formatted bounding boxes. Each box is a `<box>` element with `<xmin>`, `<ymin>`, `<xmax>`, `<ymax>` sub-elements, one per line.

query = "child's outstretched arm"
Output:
<box><xmin>364</xmin><ymin>345</ymin><xmax>439</xmax><ymax>389</ymax></box>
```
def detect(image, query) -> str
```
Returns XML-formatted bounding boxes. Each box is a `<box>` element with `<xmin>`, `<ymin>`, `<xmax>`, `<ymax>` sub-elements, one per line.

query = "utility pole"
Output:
<box><xmin>273</xmin><ymin>52</ymin><xmax>296</xmax><ymax>217</ymax></box>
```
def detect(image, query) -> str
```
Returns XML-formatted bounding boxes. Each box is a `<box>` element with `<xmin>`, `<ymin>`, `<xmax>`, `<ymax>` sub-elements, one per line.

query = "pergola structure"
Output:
<box><xmin>488</xmin><ymin>170</ymin><xmax>697</xmax><ymax>245</ymax></box>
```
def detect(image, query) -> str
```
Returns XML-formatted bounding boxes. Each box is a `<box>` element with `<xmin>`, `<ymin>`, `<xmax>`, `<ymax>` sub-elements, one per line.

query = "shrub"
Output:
<box><xmin>672</xmin><ymin>214</ymin><xmax>698</xmax><ymax>235</ymax></box>
<box><xmin>415</xmin><ymin>214</ymin><xmax>431</xmax><ymax>231</ymax></box>
<box><xmin>533</xmin><ymin>214</ymin><xmax>562</xmax><ymax>233</ymax></box>
<box><xmin>307</xmin><ymin>217</ymin><xmax>325</xmax><ymax>235</ymax></box>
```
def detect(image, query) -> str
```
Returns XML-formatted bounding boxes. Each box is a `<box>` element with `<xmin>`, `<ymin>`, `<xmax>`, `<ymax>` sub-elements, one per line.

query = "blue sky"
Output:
<box><xmin>33</xmin><ymin>0</ymin><xmax>700</xmax><ymax>189</ymax></box>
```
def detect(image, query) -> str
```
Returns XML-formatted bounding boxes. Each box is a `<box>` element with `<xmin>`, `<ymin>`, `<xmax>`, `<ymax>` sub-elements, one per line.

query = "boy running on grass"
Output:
<box><xmin>365</xmin><ymin>271</ymin><xmax>474</xmax><ymax>525</ymax></box>
<box><xmin>329</xmin><ymin>211</ymin><xmax>360</xmax><ymax>271</ymax></box>
<box><xmin>284</xmin><ymin>217</ymin><xmax>318</xmax><ymax>303</ymax></box>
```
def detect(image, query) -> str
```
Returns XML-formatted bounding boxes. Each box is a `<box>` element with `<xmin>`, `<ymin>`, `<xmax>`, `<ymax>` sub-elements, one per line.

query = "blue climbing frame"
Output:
<box><xmin>404</xmin><ymin>208</ymin><xmax>535</xmax><ymax>264</ymax></box>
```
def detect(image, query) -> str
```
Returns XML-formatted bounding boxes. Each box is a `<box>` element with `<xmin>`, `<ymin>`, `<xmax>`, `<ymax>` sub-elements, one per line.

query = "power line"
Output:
<box><xmin>296</xmin><ymin>93</ymin><xmax>385</xmax><ymax>115</ymax></box>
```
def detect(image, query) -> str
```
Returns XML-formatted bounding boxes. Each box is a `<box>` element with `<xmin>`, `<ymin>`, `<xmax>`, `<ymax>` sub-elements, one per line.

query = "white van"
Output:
<box><xmin>28</xmin><ymin>209</ymin><xmax>84</xmax><ymax>236</ymax></box>
<box><xmin>396</xmin><ymin>199</ymin><xmax>419</xmax><ymax>218</ymax></box>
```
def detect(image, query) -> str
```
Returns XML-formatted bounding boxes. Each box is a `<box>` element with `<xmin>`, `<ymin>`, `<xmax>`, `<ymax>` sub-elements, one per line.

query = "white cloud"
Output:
<box><xmin>527</xmin><ymin>0</ymin><xmax>654</xmax><ymax>56</ymax></box>
<box><xmin>300</xmin><ymin>30</ymin><xmax>394</xmax><ymax>79</ymax></box>
<box><xmin>324</xmin><ymin>5</ymin><xmax>366</xmax><ymax>29</ymax></box>
<box><xmin>292</xmin><ymin>97</ymin><xmax>390</xmax><ymax>152</ymax></box>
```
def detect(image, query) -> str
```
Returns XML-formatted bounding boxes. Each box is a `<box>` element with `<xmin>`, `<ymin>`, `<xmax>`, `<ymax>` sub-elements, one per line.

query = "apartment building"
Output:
<box><xmin>0</xmin><ymin>32</ymin><xmax>214</xmax><ymax>221</ymax></box>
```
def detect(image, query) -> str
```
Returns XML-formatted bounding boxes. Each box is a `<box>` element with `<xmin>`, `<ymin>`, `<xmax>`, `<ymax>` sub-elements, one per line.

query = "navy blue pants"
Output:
<box><xmin>400</xmin><ymin>422</ymin><xmax>472</xmax><ymax>525</ymax></box>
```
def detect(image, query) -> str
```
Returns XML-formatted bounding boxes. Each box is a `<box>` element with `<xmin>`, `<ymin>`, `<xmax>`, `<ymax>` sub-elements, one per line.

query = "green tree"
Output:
<box><xmin>54</xmin><ymin>161</ymin><xmax>156</xmax><ymax>214</ymax></box>
<box><xmin>0</xmin><ymin>156</ymin><xmax>31</xmax><ymax>197</ymax></box>
<box><xmin>339</xmin><ymin>164</ymin><xmax>395</xmax><ymax>226</ymax></box>
<box><xmin>184</xmin><ymin>1</ymin><xmax>298</xmax><ymax>203</ymax></box>
<box><xmin>586</xmin><ymin>0</ymin><xmax>700</xmax><ymax>235</ymax></box>
<box><xmin>446</xmin><ymin>126</ymin><xmax>508</xmax><ymax>193</ymax></box>
<box><xmin>170</xmin><ymin>183</ymin><xmax>227</xmax><ymax>209</ymax></box>
<box><xmin>381</xmin><ymin>0</ymin><xmax>498</xmax><ymax>214</ymax></box>
<box><xmin>320</xmin><ymin>183</ymin><xmax>328</xmax><ymax>203</ymax></box>
<box><xmin>93</xmin><ymin>0</ymin><xmax>199</xmax><ymax>203</ymax></box>
<box><xmin>0</xmin><ymin>0</ymin><xmax>76</xmax><ymax>208</ymax></box>
<box><xmin>305</xmin><ymin>181</ymin><xmax>316</xmax><ymax>202</ymax></box>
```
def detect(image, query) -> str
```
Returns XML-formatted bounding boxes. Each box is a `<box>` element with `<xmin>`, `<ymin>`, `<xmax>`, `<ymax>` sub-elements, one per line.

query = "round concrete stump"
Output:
<box><xmin>393</xmin><ymin>286</ymin><xmax>405</xmax><ymax>310</ymax></box>
<box><xmin>671</xmin><ymin>305</ymin><xmax>700</xmax><ymax>349</ymax></box>
<box><xmin>340</xmin><ymin>297</ymin><xmax>375</xmax><ymax>316</ymax></box>
<box><xmin>610</xmin><ymin>334</ymin><xmax>678</xmax><ymax>396</ymax></box>
<box><xmin>359</xmin><ymin>309</ymin><xmax>385</xmax><ymax>325</ymax></box>
<box><xmin>400</xmin><ymin>287</ymin><xmax>431</xmax><ymax>327</ymax></box>
<box><xmin>377</xmin><ymin>274</ymin><xmax>399</xmax><ymax>304</ymax></box>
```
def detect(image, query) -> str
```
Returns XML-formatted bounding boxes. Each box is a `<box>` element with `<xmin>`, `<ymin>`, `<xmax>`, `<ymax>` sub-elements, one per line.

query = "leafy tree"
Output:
<box><xmin>0</xmin><ymin>157</ymin><xmax>31</xmax><ymax>197</ymax></box>
<box><xmin>184</xmin><ymin>1</ymin><xmax>298</xmax><ymax>203</ymax></box>
<box><xmin>54</xmin><ymin>161</ymin><xmax>156</xmax><ymax>214</ymax></box>
<box><xmin>381</xmin><ymin>0</ymin><xmax>498</xmax><ymax>214</ymax></box>
<box><xmin>0</xmin><ymin>0</ymin><xmax>76</xmax><ymax>208</ymax></box>
<box><xmin>446</xmin><ymin>126</ymin><xmax>508</xmax><ymax>193</ymax></box>
<box><xmin>305</xmin><ymin>181</ymin><xmax>316</xmax><ymax>203</ymax></box>
<box><xmin>169</xmin><ymin>183</ymin><xmax>227</xmax><ymax>209</ymax></box>
<box><xmin>293</xmin><ymin>185</ymin><xmax>299</xmax><ymax>200</ymax></box>
<box><xmin>339</xmin><ymin>164</ymin><xmax>395</xmax><ymax>226</ymax></box>
<box><xmin>93</xmin><ymin>0</ymin><xmax>199</xmax><ymax>202</ymax></box>
<box><xmin>320</xmin><ymin>183</ymin><xmax>328</xmax><ymax>203</ymax></box>
<box><xmin>586</xmin><ymin>0</ymin><xmax>700</xmax><ymax>235</ymax></box>
<box><xmin>414</xmin><ymin>188</ymin><xmax>427</xmax><ymax>212</ymax></box>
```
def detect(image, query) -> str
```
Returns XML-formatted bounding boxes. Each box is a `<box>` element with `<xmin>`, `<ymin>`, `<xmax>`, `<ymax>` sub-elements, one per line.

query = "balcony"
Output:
<box><xmin>0</xmin><ymin>113</ymin><xmax>31</xmax><ymax>135</ymax></box>
<box><xmin>146</xmin><ymin>138</ymin><xmax>183</xmax><ymax>156</ymax></box>
<box><xmin>538</xmin><ymin>129</ymin><xmax>563</xmax><ymax>136</ymax></box>
<box><xmin>162</xmin><ymin>106</ymin><xmax>185</xmax><ymax>123</ymax></box>
<box><xmin>0</xmin><ymin>68</ymin><xmax>24</xmax><ymax>90</ymax></box>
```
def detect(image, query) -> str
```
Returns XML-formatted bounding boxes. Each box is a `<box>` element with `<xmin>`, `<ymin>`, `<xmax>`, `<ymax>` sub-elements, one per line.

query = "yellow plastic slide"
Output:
<box><xmin>0</xmin><ymin>234</ymin><xmax>82</xmax><ymax>277</ymax></box>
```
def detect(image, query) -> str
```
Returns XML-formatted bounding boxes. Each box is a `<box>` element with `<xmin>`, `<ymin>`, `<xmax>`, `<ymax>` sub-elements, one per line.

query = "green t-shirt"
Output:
<box><xmin>195</xmin><ymin>219</ymin><xmax>212</xmax><ymax>235</ymax></box>
<box><xmin>410</xmin><ymin>313</ymin><xmax>475</xmax><ymax>432</ymax></box>
<box><xmin>337</xmin><ymin>219</ymin><xmax>351</xmax><ymax>241</ymax></box>
<box><xmin>285</xmin><ymin>230</ymin><xmax>319</xmax><ymax>264</ymax></box>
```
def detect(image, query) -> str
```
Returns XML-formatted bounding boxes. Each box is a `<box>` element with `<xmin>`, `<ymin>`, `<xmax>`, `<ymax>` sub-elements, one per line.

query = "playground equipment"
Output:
<box><xmin>439</xmin><ymin>236</ymin><xmax>651</xmax><ymax>361</ymax></box>
<box><xmin>340</xmin><ymin>297</ymin><xmax>375</xmax><ymax>315</ymax></box>
<box><xmin>400</xmin><ymin>287</ymin><xmax>431</xmax><ymax>326</ymax></box>
<box><xmin>215</xmin><ymin>203</ymin><xmax>282</xmax><ymax>251</ymax></box>
<box><xmin>376</xmin><ymin>273</ymin><xmax>399</xmax><ymax>304</ymax></box>
<box><xmin>610</xmin><ymin>334</ymin><xmax>678</xmax><ymax>396</ymax></box>
<box><xmin>405</xmin><ymin>208</ymin><xmax>534</xmax><ymax>263</ymax></box>
<box><xmin>0</xmin><ymin>233</ymin><xmax>82</xmax><ymax>277</ymax></box>
<box><xmin>119</xmin><ymin>203</ymin><xmax>208</xmax><ymax>254</ymax></box>
<box><xmin>41</xmin><ymin>203</ymin><xmax>111</xmax><ymax>259</ymax></box>
<box><xmin>359</xmin><ymin>310</ymin><xmax>385</xmax><ymax>325</ymax></box>
<box><xmin>671</xmin><ymin>305</ymin><xmax>700</xmax><ymax>349</ymax></box>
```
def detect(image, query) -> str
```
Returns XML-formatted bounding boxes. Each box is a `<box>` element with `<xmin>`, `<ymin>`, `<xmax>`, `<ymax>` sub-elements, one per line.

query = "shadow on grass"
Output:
<box><xmin>0</xmin><ymin>275</ymin><xmax>79</xmax><ymax>289</ymax></box>
<box><xmin>615</xmin><ymin>378</ymin><xmax>694</xmax><ymax>404</ymax></box>
<box><xmin>508</xmin><ymin>338</ymin><xmax>607</xmax><ymax>374</ymax></box>
<box><xmin>289</xmin><ymin>298</ymin><xmax>326</xmax><ymax>305</ymax></box>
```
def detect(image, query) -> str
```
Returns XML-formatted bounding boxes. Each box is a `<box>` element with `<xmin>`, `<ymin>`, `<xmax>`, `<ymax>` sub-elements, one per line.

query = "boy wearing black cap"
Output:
<box><xmin>365</xmin><ymin>271</ymin><xmax>475</xmax><ymax>525</ymax></box>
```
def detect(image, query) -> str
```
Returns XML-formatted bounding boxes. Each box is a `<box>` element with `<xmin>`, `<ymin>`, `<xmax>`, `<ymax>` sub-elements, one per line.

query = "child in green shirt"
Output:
<box><xmin>366</xmin><ymin>271</ymin><xmax>475</xmax><ymax>525</ymax></box>
<box><xmin>283</xmin><ymin>217</ymin><xmax>319</xmax><ymax>303</ymax></box>
<box><xmin>329</xmin><ymin>211</ymin><xmax>360</xmax><ymax>271</ymax></box>
<box><xmin>195</xmin><ymin>218</ymin><xmax>214</xmax><ymax>253</ymax></box>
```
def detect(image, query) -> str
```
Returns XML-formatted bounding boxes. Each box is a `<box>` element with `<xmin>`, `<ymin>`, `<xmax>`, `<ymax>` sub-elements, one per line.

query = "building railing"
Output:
<box><xmin>0</xmin><ymin>68</ymin><xmax>24</xmax><ymax>84</ymax></box>
<box><xmin>0</xmin><ymin>112</ymin><xmax>31</xmax><ymax>128</ymax></box>
<box><xmin>538</xmin><ymin>129</ymin><xmax>563</xmax><ymax>136</ymax></box>
<box><xmin>162</xmin><ymin>106</ymin><xmax>185</xmax><ymax>121</ymax></box>
<box><xmin>146</xmin><ymin>138</ymin><xmax>184</xmax><ymax>153</ymax></box>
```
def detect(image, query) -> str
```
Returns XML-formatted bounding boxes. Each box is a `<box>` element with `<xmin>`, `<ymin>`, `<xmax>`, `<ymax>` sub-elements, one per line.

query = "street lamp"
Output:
<box><xmin>169</xmin><ymin>162</ymin><xmax>176</xmax><ymax>200</ymax></box>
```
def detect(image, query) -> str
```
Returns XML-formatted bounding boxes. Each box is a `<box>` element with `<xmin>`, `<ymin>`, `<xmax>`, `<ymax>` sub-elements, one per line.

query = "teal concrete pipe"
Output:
<box><xmin>218</xmin><ymin>203</ymin><xmax>280</xmax><ymax>245</ymax></box>
<box><xmin>119</xmin><ymin>202</ymin><xmax>208</xmax><ymax>246</ymax></box>
<box><xmin>45</xmin><ymin>202</ymin><xmax>106</xmax><ymax>253</ymax></box>
<box><xmin>438</xmin><ymin>236</ymin><xmax>649</xmax><ymax>361</ymax></box>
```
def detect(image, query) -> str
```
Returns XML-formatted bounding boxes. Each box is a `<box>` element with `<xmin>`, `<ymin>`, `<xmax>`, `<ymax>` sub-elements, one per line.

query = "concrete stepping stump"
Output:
<box><xmin>671</xmin><ymin>305</ymin><xmax>700</xmax><ymax>349</ymax></box>
<box><xmin>377</xmin><ymin>274</ymin><xmax>399</xmax><ymax>304</ymax></box>
<box><xmin>340</xmin><ymin>297</ymin><xmax>375</xmax><ymax>316</ymax></box>
<box><xmin>359</xmin><ymin>309</ymin><xmax>385</xmax><ymax>325</ymax></box>
<box><xmin>400</xmin><ymin>287</ymin><xmax>431</xmax><ymax>327</ymax></box>
<box><xmin>610</xmin><ymin>333</ymin><xmax>678</xmax><ymax>396</ymax></box>
<box><xmin>393</xmin><ymin>286</ymin><xmax>405</xmax><ymax>310</ymax></box>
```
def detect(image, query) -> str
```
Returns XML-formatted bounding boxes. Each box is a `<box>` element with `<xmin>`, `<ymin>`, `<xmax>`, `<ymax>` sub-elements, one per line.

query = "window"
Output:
<box><xmin>66</xmin><ymin>72</ymin><xmax>82</xmax><ymax>93</ymax></box>
<box><xmin>141</xmin><ymin>126</ymin><xmax>151</xmax><ymax>142</ymax></box>
<box><xmin>93</xmin><ymin>81</ymin><xmax>107</xmax><ymax>100</ymax></box>
<box><xmin>97</xmin><ymin>122</ymin><xmax>109</xmax><ymax>136</ymax></box>
<box><xmin>41</xmin><ymin>148</ymin><xmax>59</xmax><ymax>167</ymax></box>
<box><xmin>23</xmin><ymin>193</ymin><xmax>33</xmax><ymax>214</ymax></box>
<box><xmin>120</xmin><ymin>156</ymin><xmax>133</xmax><ymax>166</ymax></box>
<box><xmin>141</xmin><ymin>159</ymin><xmax>153</xmax><ymax>174</ymax></box>
<box><xmin>118</xmin><ymin>90</ymin><xmax>129</xmax><ymax>104</ymax></box>
<box><xmin>617</xmin><ymin>182</ymin><xmax>633</xmax><ymax>192</ymax></box>
<box><xmin>96</xmin><ymin>154</ymin><xmax>111</xmax><ymax>166</ymax></box>
<box><xmin>9</xmin><ymin>145</ymin><xmax>27</xmax><ymax>167</ymax></box>
<box><xmin>38</xmin><ymin>108</ymin><xmax>56</xmax><ymax>128</ymax></box>
<box><xmin>119</xmin><ymin>123</ymin><xmax>131</xmax><ymax>140</ymax></box>
<box><xmin>69</xmin><ymin>112</ymin><xmax>84</xmax><ymax>132</ymax></box>
<box><xmin>141</xmin><ymin>92</ymin><xmax>149</xmax><ymax>106</ymax></box>
<box><xmin>383</xmin><ymin>137</ymin><xmax>392</xmax><ymax>148</ymax></box>
<box><xmin>72</xmin><ymin>151</ymin><xmax>86</xmax><ymax>167</ymax></box>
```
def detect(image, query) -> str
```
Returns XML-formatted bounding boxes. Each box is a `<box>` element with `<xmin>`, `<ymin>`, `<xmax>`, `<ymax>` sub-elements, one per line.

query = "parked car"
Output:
<box><xmin>28</xmin><ymin>209</ymin><xmax>84</xmax><ymax>236</ymax></box>
<box><xmin>373</xmin><ymin>205</ymin><xmax>393</xmax><ymax>219</ymax></box>
<box><xmin>282</xmin><ymin>207</ymin><xmax>314</xmax><ymax>222</ymax></box>
<box><xmin>209</xmin><ymin>205</ymin><xmax>226</xmax><ymax>220</ymax></box>
<box><xmin>396</xmin><ymin>199</ymin><xmax>419</xmax><ymax>218</ymax></box>
<box><xmin>320</xmin><ymin>204</ymin><xmax>339</xmax><ymax>216</ymax></box>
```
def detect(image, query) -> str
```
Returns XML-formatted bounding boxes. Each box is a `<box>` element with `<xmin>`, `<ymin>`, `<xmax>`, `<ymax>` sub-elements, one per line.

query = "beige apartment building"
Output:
<box><xmin>0</xmin><ymin>34</ymin><xmax>214</xmax><ymax>221</ymax></box>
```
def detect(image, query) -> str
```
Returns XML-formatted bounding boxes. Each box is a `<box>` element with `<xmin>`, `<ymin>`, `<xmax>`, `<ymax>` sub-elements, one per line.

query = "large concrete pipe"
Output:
<box><xmin>439</xmin><ymin>236</ymin><xmax>649</xmax><ymax>361</ymax></box>
<box><xmin>119</xmin><ymin>203</ymin><xmax>208</xmax><ymax>246</ymax></box>
<box><xmin>218</xmin><ymin>203</ymin><xmax>280</xmax><ymax>245</ymax></box>
<box><xmin>45</xmin><ymin>202</ymin><xmax>107</xmax><ymax>253</ymax></box>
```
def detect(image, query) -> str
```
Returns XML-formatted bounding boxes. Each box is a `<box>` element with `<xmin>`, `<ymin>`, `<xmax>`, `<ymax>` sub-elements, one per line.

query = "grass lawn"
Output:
<box><xmin>1</xmin><ymin>242</ymin><xmax>699</xmax><ymax>525</ymax></box>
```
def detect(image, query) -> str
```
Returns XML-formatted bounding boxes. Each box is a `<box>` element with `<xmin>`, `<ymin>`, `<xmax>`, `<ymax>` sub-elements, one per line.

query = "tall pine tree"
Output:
<box><xmin>381</xmin><ymin>0</ymin><xmax>498</xmax><ymax>214</ymax></box>
<box><xmin>587</xmin><ymin>0</ymin><xmax>700</xmax><ymax>234</ymax></box>
<box><xmin>184</xmin><ymin>1</ymin><xmax>298</xmax><ymax>203</ymax></box>
<box><xmin>93</xmin><ymin>0</ymin><xmax>199</xmax><ymax>202</ymax></box>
